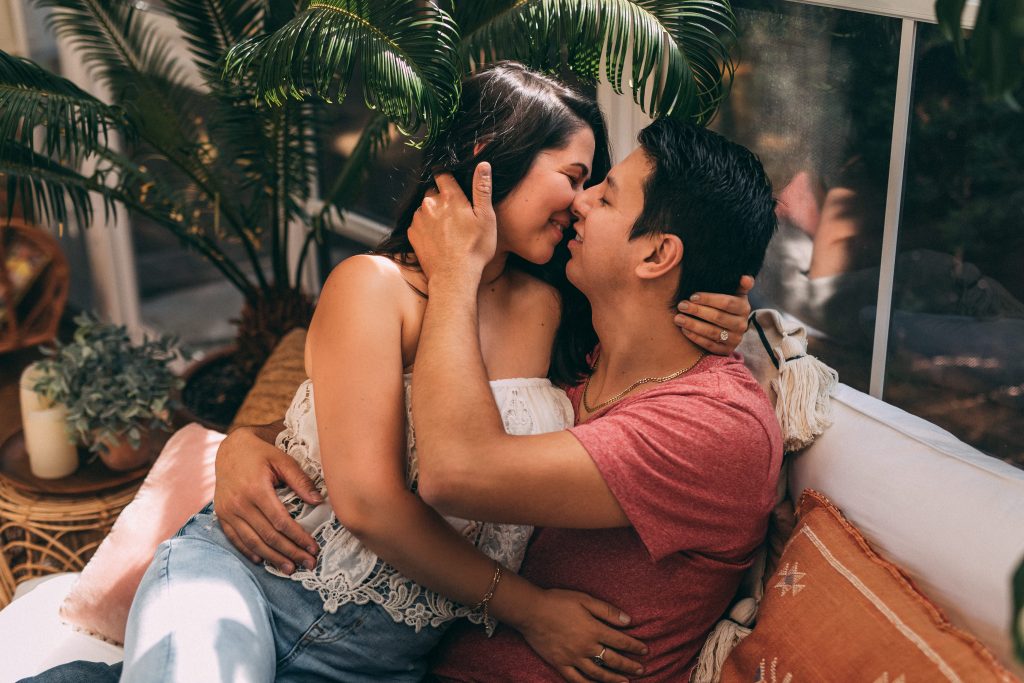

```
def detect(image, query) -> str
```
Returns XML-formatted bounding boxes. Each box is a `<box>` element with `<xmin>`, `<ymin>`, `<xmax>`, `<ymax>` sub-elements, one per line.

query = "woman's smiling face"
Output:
<box><xmin>493</xmin><ymin>126</ymin><xmax>596</xmax><ymax>265</ymax></box>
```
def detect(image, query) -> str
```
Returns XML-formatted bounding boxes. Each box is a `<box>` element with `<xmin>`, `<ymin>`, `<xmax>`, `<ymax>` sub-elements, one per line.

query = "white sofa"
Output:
<box><xmin>2</xmin><ymin>383</ymin><xmax>1023</xmax><ymax>681</ymax></box>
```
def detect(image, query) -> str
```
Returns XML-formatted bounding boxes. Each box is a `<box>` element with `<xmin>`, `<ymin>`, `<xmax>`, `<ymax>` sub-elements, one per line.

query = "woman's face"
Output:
<box><xmin>494</xmin><ymin>127</ymin><xmax>596</xmax><ymax>265</ymax></box>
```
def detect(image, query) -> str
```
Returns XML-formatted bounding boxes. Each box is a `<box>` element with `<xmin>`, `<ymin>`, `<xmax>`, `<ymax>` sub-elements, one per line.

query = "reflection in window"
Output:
<box><xmin>710</xmin><ymin>0</ymin><xmax>901</xmax><ymax>392</ymax></box>
<box><xmin>884</xmin><ymin>24</ymin><xmax>1024</xmax><ymax>468</ymax></box>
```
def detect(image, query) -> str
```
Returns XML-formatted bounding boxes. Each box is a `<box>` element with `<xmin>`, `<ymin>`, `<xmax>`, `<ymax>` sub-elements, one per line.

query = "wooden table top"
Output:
<box><xmin>0</xmin><ymin>431</ymin><xmax>149</xmax><ymax>496</ymax></box>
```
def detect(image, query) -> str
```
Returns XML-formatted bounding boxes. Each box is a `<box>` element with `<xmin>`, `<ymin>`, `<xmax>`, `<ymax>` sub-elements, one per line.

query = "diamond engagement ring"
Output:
<box><xmin>719</xmin><ymin>329</ymin><xmax>730</xmax><ymax>343</ymax></box>
<box><xmin>593</xmin><ymin>647</ymin><xmax>607</xmax><ymax>667</ymax></box>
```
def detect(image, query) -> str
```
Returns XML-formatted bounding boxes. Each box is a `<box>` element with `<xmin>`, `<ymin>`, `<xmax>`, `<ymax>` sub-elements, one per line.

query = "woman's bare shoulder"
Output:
<box><xmin>508</xmin><ymin>269</ymin><xmax>561</xmax><ymax>317</ymax></box>
<box><xmin>321</xmin><ymin>254</ymin><xmax>422</xmax><ymax>297</ymax></box>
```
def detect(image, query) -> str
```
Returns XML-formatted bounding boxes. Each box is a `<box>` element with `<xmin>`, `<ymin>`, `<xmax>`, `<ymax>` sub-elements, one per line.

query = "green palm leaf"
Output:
<box><xmin>1</xmin><ymin>141</ymin><xmax>98</xmax><ymax>227</ymax></box>
<box><xmin>0</xmin><ymin>50</ymin><xmax>130</xmax><ymax>162</ymax></box>
<box><xmin>35</xmin><ymin>0</ymin><xmax>194</xmax><ymax>114</ymax></box>
<box><xmin>161</xmin><ymin>0</ymin><xmax>264</xmax><ymax>81</ymax></box>
<box><xmin>33</xmin><ymin>0</ymin><xmax>222</xmax><ymax>190</ymax></box>
<box><xmin>1</xmin><ymin>140</ymin><xmax>258</xmax><ymax>296</ymax></box>
<box><xmin>264</xmin><ymin>99</ymin><xmax>317</xmax><ymax>285</ymax></box>
<box><xmin>459</xmin><ymin>0</ymin><xmax>737</xmax><ymax>124</ymax></box>
<box><xmin>224</xmin><ymin>0</ymin><xmax>461</xmax><ymax>144</ymax></box>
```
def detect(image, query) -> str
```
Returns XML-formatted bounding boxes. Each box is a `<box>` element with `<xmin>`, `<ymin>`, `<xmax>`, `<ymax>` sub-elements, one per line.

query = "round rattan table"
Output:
<box><xmin>0</xmin><ymin>431</ymin><xmax>150</xmax><ymax>609</ymax></box>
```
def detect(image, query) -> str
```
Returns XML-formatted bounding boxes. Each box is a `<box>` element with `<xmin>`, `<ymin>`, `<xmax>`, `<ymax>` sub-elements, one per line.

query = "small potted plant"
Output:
<box><xmin>31</xmin><ymin>313</ymin><xmax>187</xmax><ymax>471</ymax></box>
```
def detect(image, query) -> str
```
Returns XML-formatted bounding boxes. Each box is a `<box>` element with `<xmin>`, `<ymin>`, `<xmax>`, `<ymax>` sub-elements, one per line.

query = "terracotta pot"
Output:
<box><xmin>95</xmin><ymin>433</ymin><xmax>153</xmax><ymax>471</ymax></box>
<box><xmin>93</xmin><ymin>426</ymin><xmax>170</xmax><ymax>472</ymax></box>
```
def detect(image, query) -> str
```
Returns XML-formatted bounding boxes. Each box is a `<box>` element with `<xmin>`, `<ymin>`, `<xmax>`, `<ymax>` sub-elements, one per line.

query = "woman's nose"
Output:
<box><xmin>571</xmin><ymin>188</ymin><xmax>591</xmax><ymax>220</ymax></box>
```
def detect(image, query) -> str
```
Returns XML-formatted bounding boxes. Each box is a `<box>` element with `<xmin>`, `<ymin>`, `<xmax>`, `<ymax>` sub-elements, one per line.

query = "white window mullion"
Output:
<box><xmin>868</xmin><ymin>18</ymin><xmax>917</xmax><ymax>399</ymax></box>
<box><xmin>52</xmin><ymin>36</ymin><xmax>143</xmax><ymax>337</ymax></box>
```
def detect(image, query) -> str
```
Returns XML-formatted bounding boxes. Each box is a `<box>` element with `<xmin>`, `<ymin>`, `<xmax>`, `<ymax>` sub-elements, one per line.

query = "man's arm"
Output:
<box><xmin>409</xmin><ymin>168</ymin><xmax>628</xmax><ymax>529</ymax></box>
<box><xmin>413</xmin><ymin>270</ymin><xmax>629</xmax><ymax>528</ymax></box>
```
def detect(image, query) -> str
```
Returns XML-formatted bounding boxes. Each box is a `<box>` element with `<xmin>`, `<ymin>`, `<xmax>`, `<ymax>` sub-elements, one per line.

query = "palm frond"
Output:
<box><xmin>1</xmin><ymin>140</ymin><xmax>259</xmax><ymax>297</ymax></box>
<box><xmin>450</xmin><ymin>0</ymin><xmax>518</xmax><ymax>36</ymax></box>
<box><xmin>0</xmin><ymin>50</ymin><xmax>130</xmax><ymax>162</ymax></box>
<box><xmin>459</xmin><ymin>0</ymin><xmax>737</xmax><ymax>124</ymax></box>
<box><xmin>1</xmin><ymin>141</ymin><xmax>99</xmax><ymax>227</ymax></box>
<box><xmin>33</xmin><ymin>0</ymin><xmax>222</xmax><ymax>180</ymax></box>
<box><xmin>161</xmin><ymin>0</ymin><xmax>264</xmax><ymax>81</ymax></box>
<box><xmin>265</xmin><ymin>99</ymin><xmax>317</xmax><ymax>286</ymax></box>
<box><xmin>36</xmin><ymin>0</ymin><xmax>193</xmax><ymax>109</ymax></box>
<box><xmin>224</xmin><ymin>0</ymin><xmax>461</xmax><ymax>144</ymax></box>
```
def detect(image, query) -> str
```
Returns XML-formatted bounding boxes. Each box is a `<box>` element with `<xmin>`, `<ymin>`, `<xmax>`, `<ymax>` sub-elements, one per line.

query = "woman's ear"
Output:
<box><xmin>472</xmin><ymin>136</ymin><xmax>495</xmax><ymax>157</ymax></box>
<box><xmin>635</xmin><ymin>234</ymin><xmax>683</xmax><ymax>280</ymax></box>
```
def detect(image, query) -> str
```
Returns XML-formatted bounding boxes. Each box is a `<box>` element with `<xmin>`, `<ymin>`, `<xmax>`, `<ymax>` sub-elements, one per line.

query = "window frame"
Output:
<box><xmin>600</xmin><ymin>0</ymin><xmax>980</xmax><ymax>399</ymax></box>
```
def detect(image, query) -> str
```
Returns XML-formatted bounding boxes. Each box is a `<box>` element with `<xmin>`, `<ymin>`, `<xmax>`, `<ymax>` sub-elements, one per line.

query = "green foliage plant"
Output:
<box><xmin>0</xmin><ymin>0</ymin><xmax>738</xmax><ymax>390</ymax></box>
<box><xmin>936</xmin><ymin>0</ymin><xmax>1024</xmax><ymax>110</ymax></box>
<box><xmin>31</xmin><ymin>312</ymin><xmax>186</xmax><ymax>455</ymax></box>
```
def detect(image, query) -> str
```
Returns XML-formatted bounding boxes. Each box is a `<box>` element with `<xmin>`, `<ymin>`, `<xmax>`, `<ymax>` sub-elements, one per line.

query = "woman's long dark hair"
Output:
<box><xmin>376</xmin><ymin>62</ymin><xmax>609</xmax><ymax>387</ymax></box>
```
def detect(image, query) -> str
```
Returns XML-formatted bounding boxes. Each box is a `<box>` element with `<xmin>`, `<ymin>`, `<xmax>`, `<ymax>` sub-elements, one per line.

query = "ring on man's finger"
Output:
<box><xmin>592</xmin><ymin>647</ymin><xmax>607</xmax><ymax>667</ymax></box>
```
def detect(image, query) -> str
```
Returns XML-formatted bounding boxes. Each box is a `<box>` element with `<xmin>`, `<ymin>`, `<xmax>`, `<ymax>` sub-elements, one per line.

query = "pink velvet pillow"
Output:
<box><xmin>60</xmin><ymin>423</ymin><xmax>225</xmax><ymax>644</ymax></box>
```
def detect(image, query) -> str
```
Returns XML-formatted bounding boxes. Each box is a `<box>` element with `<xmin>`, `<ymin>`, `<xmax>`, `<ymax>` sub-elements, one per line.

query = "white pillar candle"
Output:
<box><xmin>19</xmin><ymin>364</ymin><xmax>78</xmax><ymax>479</ymax></box>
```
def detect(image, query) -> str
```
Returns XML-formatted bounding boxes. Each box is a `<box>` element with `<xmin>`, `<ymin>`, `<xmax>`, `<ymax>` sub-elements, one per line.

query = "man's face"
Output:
<box><xmin>565</xmin><ymin>147</ymin><xmax>652</xmax><ymax>296</ymax></box>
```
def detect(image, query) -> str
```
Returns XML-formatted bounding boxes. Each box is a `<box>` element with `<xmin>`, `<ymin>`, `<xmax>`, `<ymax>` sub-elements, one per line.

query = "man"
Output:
<box><xmin>219</xmin><ymin>119</ymin><xmax>780</xmax><ymax>681</ymax></box>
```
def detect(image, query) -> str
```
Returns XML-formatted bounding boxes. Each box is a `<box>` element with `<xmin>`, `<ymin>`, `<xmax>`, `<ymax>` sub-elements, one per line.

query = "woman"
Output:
<box><xmin>29</xmin><ymin>63</ymin><xmax>749</xmax><ymax>683</ymax></box>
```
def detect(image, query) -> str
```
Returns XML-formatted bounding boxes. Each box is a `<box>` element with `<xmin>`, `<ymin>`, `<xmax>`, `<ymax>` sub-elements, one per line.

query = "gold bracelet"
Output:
<box><xmin>473</xmin><ymin>561</ymin><xmax>503</xmax><ymax>627</ymax></box>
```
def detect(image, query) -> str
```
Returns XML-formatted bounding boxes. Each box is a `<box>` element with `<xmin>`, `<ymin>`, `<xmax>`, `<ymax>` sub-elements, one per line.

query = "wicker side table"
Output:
<box><xmin>0</xmin><ymin>432</ymin><xmax>148</xmax><ymax>609</ymax></box>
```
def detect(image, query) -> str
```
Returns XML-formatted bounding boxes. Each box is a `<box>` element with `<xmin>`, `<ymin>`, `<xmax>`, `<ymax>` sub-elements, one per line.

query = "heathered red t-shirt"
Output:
<box><xmin>432</xmin><ymin>353</ymin><xmax>783</xmax><ymax>682</ymax></box>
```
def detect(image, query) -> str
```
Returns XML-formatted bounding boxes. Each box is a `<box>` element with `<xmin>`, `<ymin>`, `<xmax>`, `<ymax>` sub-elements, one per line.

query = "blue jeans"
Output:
<box><xmin>24</xmin><ymin>503</ymin><xmax>445</xmax><ymax>683</ymax></box>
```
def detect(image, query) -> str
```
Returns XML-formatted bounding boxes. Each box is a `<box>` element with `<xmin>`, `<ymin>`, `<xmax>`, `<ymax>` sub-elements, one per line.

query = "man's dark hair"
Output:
<box><xmin>632</xmin><ymin>119</ymin><xmax>777</xmax><ymax>305</ymax></box>
<box><xmin>376</xmin><ymin>62</ymin><xmax>609</xmax><ymax>387</ymax></box>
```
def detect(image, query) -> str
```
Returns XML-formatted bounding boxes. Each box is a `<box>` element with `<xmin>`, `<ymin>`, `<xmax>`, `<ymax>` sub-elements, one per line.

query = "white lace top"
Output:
<box><xmin>267</xmin><ymin>375</ymin><xmax>574</xmax><ymax>632</ymax></box>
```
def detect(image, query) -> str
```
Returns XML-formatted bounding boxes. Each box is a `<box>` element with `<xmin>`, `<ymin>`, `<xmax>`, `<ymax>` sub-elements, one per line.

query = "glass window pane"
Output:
<box><xmin>883</xmin><ymin>23</ymin><xmax>1024</xmax><ymax>468</ymax></box>
<box><xmin>710</xmin><ymin>0</ymin><xmax>901</xmax><ymax>392</ymax></box>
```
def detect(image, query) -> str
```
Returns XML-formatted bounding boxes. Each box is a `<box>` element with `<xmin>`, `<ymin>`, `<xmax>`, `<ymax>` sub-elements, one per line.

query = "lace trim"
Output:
<box><xmin>269</xmin><ymin>378</ymin><xmax>571</xmax><ymax>633</ymax></box>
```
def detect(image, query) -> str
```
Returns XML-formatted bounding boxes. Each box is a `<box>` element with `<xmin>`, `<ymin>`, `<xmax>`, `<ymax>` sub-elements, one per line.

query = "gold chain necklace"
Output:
<box><xmin>583</xmin><ymin>352</ymin><xmax>706</xmax><ymax>414</ymax></box>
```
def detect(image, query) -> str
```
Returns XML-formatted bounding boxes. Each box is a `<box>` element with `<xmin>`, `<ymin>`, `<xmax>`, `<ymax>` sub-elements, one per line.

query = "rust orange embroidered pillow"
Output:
<box><xmin>720</xmin><ymin>489</ymin><xmax>1016</xmax><ymax>682</ymax></box>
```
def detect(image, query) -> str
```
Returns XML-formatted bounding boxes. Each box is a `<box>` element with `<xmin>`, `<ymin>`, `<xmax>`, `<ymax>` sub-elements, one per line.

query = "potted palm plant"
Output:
<box><xmin>0</xmin><ymin>0</ymin><xmax>737</xmax><ymax>427</ymax></box>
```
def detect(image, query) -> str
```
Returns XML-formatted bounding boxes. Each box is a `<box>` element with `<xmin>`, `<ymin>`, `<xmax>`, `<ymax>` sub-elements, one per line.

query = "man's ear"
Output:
<box><xmin>635</xmin><ymin>233</ymin><xmax>683</xmax><ymax>280</ymax></box>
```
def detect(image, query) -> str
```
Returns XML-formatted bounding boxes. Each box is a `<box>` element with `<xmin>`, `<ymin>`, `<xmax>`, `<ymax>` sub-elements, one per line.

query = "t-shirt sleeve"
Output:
<box><xmin>569</xmin><ymin>389</ymin><xmax>776</xmax><ymax>562</ymax></box>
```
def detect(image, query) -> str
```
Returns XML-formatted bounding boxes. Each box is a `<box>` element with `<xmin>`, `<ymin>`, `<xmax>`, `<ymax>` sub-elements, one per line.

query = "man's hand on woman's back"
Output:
<box><xmin>213</xmin><ymin>423</ymin><xmax>321</xmax><ymax>574</ymax></box>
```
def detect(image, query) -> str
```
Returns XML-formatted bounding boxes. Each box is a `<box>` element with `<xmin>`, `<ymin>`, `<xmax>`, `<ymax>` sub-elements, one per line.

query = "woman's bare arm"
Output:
<box><xmin>303</xmin><ymin>256</ymin><xmax>646</xmax><ymax>680</ymax></box>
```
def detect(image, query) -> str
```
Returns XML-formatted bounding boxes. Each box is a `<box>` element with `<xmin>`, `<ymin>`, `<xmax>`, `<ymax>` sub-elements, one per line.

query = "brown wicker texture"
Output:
<box><xmin>0</xmin><ymin>477</ymin><xmax>141</xmax><ymax>609</ymax></box>
<box><xmin>0</xmin><ymin>219</ymin><xmax>70</xmax><ymax>354</ymax></box>
<box><xmin>229</xmin><ymin>327</ymin><xmax>308</xmax><ymax>431</ymax></box>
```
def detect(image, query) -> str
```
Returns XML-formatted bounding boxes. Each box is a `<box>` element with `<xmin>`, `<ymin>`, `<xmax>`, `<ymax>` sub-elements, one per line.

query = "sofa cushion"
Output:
<box><xmin>790</xmin><ymin>383</ymin><xmax>1024</xmax><ymax>676</ymax></box>
<box><xmin>0</xmin><ymin>573</ymin><xmax>122</xmax><ymax>680</ymax></box>
<box><xmin>59</xmin><ymin>423</ymin><xmax>225</xmax><ymax>644</ymax></box>
<box><xmin>721</xmin><ymin>490</ymin><xmax>1014</xmax><ymax>682</ymax></box>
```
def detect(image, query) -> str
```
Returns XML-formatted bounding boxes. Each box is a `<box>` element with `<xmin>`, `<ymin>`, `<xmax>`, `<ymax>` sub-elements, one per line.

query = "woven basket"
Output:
<box><xmin>229</xmin><ymin>328</ymin><xmax>308</xmax><ymax>430</ymax></box>
<box><xmin>0</xmin><ymin>478</ymin><xmax>141</xmax><ymax>609</ymax></box>
<box><xmin>0</xmin><ymin>219</ymin><xmax>69</xmax><ymax>354</ymax></box>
